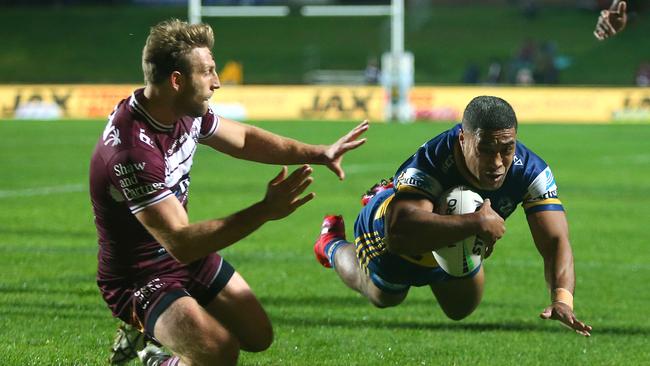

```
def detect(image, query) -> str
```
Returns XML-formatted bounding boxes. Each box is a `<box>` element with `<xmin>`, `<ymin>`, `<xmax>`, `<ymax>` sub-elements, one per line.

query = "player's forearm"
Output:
<box><xmin>542</xmin><ymin>238</ymin><xmax>576</xmax><ymax>293</ymax></box>
<box><xmin>386</xmin><ymin>209</ymin><xmax>481</xmax><ymax>255</ymax></box>
<box><xmin>164</xmin><ymin>201</ymin><xmax>272</xmax><ymax>264</ymax></box>
<box><xmin>234</xmin><ymin>124</ymin><xmax>327</xmax><ymax>165</ymax></box>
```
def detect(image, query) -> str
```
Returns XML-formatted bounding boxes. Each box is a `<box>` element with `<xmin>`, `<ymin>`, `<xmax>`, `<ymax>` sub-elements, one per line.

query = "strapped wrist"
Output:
<box><xmin>551</xmin><ymin>288</ymin><xmax>574</xmax><ymax>310</ymax></box>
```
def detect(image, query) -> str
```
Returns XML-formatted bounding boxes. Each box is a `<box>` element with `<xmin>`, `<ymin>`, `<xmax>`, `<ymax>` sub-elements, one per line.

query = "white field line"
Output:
<box><xmin>0</xmin><ymin>184</ymin><xmax>85</xmax><ymax>198</ymax></box>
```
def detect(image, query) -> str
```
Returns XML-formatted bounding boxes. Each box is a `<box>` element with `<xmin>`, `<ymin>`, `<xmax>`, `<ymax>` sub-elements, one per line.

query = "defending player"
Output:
<box><xmin>90</xmin><ymin>19</ymin><xmax>368</xmax><ymax>366</ymax></box>
<box><xmin>594</xmin><ymin>0</ymin><xmax>627</xmax><ymax>40</ymax></box>
<box><xmin>313</xmin><ymin>96</ymin><xmax>592</xmax><ymax>336</ymax></box>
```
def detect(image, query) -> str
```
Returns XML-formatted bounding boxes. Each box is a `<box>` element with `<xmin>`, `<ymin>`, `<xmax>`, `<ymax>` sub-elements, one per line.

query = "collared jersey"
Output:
<box><xmin>393</xmin><ymin>123</ymin><xmax>563</xmax><ymax>217</ymax></box>
<box><xmin>89</xmin><ymin>88</ymin><xmax>220</xmax><ymax>284</ymax></box>
<box><xmin>355</xmin><ymin>124</ymin><xmax>563</xmax><ymax>268</ymax></box>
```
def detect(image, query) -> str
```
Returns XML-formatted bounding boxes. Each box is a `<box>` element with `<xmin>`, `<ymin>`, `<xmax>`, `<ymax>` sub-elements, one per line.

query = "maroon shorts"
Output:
<box><xmin>99</xmin><ymin>253</ymin><xmax>235</xmax><ymax>338</ymax></box>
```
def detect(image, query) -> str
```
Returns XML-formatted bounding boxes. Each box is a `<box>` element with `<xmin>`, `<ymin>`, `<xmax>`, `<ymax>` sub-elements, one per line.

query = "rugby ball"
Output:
<box><xmin>433</xmin><ymin>186</ymin><xmax>485</xmax><ymax>277</ymax></box>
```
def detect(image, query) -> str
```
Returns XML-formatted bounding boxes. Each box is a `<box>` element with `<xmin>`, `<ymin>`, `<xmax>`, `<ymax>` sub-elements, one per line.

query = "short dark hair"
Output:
<box><xmin>461</xmin><ymin>96</ymin><xmax>518</xmax><ymax>132</ymax></box>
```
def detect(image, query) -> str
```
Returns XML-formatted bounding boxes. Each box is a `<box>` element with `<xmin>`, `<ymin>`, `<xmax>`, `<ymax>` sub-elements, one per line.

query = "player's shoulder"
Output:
<box><xmin>393</xmin><ymin>124</ymin><xmax>460</xmax><ymax>199</ymax></box>
<box><xmin>408</xmin><ymin>123</ymin><xmax>459</xmax><ymax>169</ymax></box>
<box><xmin>510</xmin><ymin>140</ymin><xmax>558</xmax><ymax>197</ymax></box>
<box><xmin>421</xmin><ymin>123</ymin><xmax>460</xmax><ymax>152</ymax></box>
<box><xmin>96</xmin><ymin>91</ymin><xmax>164</xmax><ymax>162</ymax></box>
<box><xmin>511</xmin><ymin>140</ymin><xmax>549</xmax><ymax>178</ymax></box>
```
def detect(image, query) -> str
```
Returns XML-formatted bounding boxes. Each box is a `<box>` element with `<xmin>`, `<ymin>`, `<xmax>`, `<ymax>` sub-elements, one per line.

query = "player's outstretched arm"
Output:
<box><xmin>594</xmin><ymin>0</ymin><xmax>627</xmax><ymax>40</ymax></box>
<box><xmin>203</xmin><ymin>118</ymin><xmax>369</xmax><ymax>180</ymax></box>
<box><xmin>527</xmin><ymin>210</ymin><xmax>592</xmax><ymax>336</ymax></box>
<box><xmin>135</xmin><ymin>165</ymin><xmax>315</xmax><ymax>264</ymax></box>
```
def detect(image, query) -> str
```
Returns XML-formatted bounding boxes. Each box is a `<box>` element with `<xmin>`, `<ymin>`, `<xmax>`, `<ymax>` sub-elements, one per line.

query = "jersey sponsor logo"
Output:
<box><xmin>396</xmin><ymin>168</ymin><xmax>443</xmax><ymax>198</ymax></box>
<box><xmin>118</xmin><ymin>175</ymin><xmax>139</xmax><ymax>188</ymax></box>
<box><xmin>165</xmin><ymin>135</ymin><xmax>197</xmax><ymax>187</ymax></box>
<box><xmin>497</xmin><ymin>197</ymin><xmax>515</xmax><ymax>216</ymax></box>
<box><xmin>545</xmin><ymin>169</ymin><xmax>556</xmax><ymax>190</ymax></box>
<box><xmin>122</xmin><ymin>182</ymin><xmax>165</xmax><ymax>201</ymax></box>
<box><xmin>139</xmin><ymin>128</ymin><xmax>154</xmax><ymax>148</ymax></box>
<box><xmin>113</xmin><ymin>162</ymin><xmax>146</xmax><ymax>177</ymax></box>
<box><xmin>533</xmin><ymin>189</ymin><xmax>558</xmax><ymax>201</ymax></box>
<box><xmin>167</xmin><ymin>132</ymin><xmax>191</xmax><ymax>156</ymax></box>
<box><xmin>527</xmin><ymin>166</ymin><xmax>558</xmax><ymax>199</ymax></box>
<box><xmin>134</xmin><ymin>278</ymin><xmax>166</xmax><ymax>310</ymax></box>
<box><xmin>102</xmin><ymin>123</ymin><xmax>121</xmax><ymax>147</ymax></box>
<box><xmin>513</xmin><ymin>155</ymin><xmax>523</xmax><ymax>166</ymax></box>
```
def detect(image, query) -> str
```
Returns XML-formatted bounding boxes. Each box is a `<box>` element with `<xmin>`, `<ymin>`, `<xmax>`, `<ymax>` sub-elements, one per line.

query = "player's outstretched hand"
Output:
<box><xmin>262</xmin><ymin>165</ymin><xmax>315</xmax><ymax>220</ymax></box>
<box><xmin>476</xmin><ymin>199</ymin><xmax>505</xmax><ymax>257</ymax></box>
<box><xmin>594</xmin><ymin>1</ymin><xmax>627</xmax><ymax>41</ymax></box>
<box><xmin>323</xmin><ymin>120</ymin><xmax>369</xmax><ymax>180</ymax></box>
<box><xmin>540</xmin><ymin>302</ymin><xmax>592</xmax><ymax>337</ymax></box>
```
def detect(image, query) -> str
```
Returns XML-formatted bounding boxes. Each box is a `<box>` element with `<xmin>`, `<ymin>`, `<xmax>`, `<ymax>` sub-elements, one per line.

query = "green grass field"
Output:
<box><xmin>1</xmin><ymin>120</ymin><xmax>649</xmax><ymax>365</ymax></box>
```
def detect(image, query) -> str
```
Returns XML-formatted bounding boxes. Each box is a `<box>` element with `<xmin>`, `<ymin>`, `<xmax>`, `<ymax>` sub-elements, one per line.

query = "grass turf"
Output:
<box><xmin>0</xmin><ymin>120</ymin><xmax>649</xmax><ymax>365</ymax></box>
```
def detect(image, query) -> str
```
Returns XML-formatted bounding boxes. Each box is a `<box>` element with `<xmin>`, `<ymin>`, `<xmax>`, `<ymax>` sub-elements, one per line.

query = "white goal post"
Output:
<box><xmin>187</xmin><ymin>0</ymin><xmax>414</xmax><ymax>122</ymax></box>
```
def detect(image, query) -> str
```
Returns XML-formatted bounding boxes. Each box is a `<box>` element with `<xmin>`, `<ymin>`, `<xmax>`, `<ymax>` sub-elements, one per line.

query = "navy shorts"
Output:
<box><xmin>354</xmin><ymin>188</ymin><xmax>480</xmax><ymax>294</ymax></box>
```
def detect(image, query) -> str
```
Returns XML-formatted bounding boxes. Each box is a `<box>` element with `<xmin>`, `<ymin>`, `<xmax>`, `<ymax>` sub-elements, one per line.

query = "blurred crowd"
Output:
<box><xmin>636</xmin><ymin>62</ymin><xmax>650</xmax><ymax>86</ymax></box>
<box><xmin>462</xmin><ymin>38</ymin><xmax>567</xmax><ymax>86</ymax></box>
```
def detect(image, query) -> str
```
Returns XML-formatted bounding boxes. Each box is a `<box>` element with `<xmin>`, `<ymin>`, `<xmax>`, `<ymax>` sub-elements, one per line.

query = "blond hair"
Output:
<box><xmin>142</xmin><ymin>19</ymin><xmax>214</xmax><ymax>84</ymax></box>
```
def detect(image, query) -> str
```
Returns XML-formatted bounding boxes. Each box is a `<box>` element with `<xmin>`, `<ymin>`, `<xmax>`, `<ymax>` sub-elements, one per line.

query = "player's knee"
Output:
<box><xmin>196</xmin><ymin>333</ymin><xmax>240</xmax><ymax>366</ymax></box>
<box><xmin>444</xmin><ymin>310</ymin><xmax>471</xmax><ymax>321</ymax></box>
<box><xmin>367</xmin><ymin>294</ymin><xmax>405</xmax><ymax>309</ymax></box>
<box><xmin>242</xmin><ymin>323</ymin><xmax>273</xmax><ymax>352</ymax></box>
<box><xmin>179</xmin><ymin>311</ymin><xmax>241</xmax><ymax>364</ymax></box>
<box><xmin>440</xmin><ymin>304</ymin><xmax>477</xmax><ymax>321</ymax></box>
<box><xmin>369</xmin><ymin>299</ymin><xmax>395</xmax><ymax>308</ymax></box>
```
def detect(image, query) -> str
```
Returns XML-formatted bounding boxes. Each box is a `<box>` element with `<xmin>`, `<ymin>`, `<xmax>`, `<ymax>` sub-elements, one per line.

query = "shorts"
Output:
<box><xmin>354</xmin><ymin>187</ymin><xmax>480</xmax><ymax>294</ymax></box>
<box><xmin>98</xmin><ymin>253</ymin><xmax>235</xmax><ymax>338</ymax></box>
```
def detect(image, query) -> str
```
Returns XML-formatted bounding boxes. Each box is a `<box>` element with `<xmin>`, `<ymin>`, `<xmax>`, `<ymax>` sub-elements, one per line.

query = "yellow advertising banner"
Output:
<box><xmin>410</xmin><ymin>86</ymin><xmax>650</xmax><ymax>123</ymax></box>
<box><xmin>0</xmin><ymin>84</ymin><xmax>385</xmax><ymax>122</ymax></box>
<box><xmin>0</xmin><ymin>85</ymin><xmax>136</xmax><ymax>120</ymax></box>
<box><xmin>209</xmin><ymin>85</ymin><xmax>385</xmax><ymax>121</ymax></box>
<box><xmin>0</xmin><ymin>84</ymin><xmax>648</xmax><ymax>123</ymax></box>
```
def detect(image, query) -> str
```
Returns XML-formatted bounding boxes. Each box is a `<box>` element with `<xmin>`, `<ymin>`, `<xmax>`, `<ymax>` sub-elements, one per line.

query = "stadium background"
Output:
<box><xmin>1</xmin><ymin>0</ymin><xmax>649</xmax><ymax>364</ymax></box>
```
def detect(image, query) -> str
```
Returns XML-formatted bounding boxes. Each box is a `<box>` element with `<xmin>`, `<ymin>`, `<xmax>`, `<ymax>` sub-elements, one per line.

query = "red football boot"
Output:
<box><xmin>313</xmin><ymin>215</ymin><xmax>346</xmax><ymax>268</ymax></box>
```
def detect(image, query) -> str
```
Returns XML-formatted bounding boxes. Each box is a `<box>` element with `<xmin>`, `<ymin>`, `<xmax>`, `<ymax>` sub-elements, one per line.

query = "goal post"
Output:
<box><xmin>188</xmin><ymin>0</ymin><xmax>414</xmax><ymax>122</ymax></box>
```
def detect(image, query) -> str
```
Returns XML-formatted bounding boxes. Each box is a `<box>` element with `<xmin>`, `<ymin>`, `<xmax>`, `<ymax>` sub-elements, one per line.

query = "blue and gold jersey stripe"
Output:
<box><xmin>354</xmin><ymin>231</ymin><xmax>387</xmax><ymax>274</ymax></box>
<box><xmin>373</xmin><ymin>193</ymin><xmax>395</xmax><ymax>220</ymax></box>
<box><xmin>523</xmin><ymin>198</ymin><xmax>564</xmax><ymax>214</ymax></box>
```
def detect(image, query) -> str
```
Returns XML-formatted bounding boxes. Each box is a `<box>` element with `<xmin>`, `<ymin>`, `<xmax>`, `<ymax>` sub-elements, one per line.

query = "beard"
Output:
<box><xmin>187</xmin><ymin>99</ymin><xmax>209</xmax><ymax>117</ymax></box>
<box><xmin>176</xmin><ymin>93</ymin><xmax>209</xmax><ymax>118</ymax></box>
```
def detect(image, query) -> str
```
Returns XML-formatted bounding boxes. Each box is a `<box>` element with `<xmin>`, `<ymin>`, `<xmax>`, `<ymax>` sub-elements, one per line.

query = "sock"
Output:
<box><xmin>324</xmin><ymin>239</ymin><xmax>347</xmax><ymax>268</ymax></box>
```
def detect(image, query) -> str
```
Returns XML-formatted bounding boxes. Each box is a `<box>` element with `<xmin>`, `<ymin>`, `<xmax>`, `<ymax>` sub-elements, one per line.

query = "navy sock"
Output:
<box><xmin>324</xmin><ymin>239</ymin><xmax>347</xmax><ymax>268</ymax></box>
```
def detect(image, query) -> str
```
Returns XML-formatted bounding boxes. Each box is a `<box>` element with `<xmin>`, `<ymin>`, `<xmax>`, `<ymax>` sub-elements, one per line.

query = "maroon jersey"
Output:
<box><xmin>90</xmin><ymin>88</ymin><xmax>219</xmax><ymax>293</ymax></box>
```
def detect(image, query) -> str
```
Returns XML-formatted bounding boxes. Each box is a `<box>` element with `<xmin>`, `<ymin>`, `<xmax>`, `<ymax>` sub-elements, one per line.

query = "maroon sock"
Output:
<box><xmin>160</xmin><ymin>356</ymin><xmax>181</xmax><ymax>366</ymax></box>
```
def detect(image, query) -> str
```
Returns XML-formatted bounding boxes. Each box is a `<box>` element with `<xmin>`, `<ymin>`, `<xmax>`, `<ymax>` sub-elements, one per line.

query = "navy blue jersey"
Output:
<box><xmin>354</xmin><ymin>124</ymin><xmax>562</xmax><ymax>270</ymax></box>
<box><xmin>394</xmin><ymin>123</ymin><xmax>562</xmax><ymax>217</ymax></box>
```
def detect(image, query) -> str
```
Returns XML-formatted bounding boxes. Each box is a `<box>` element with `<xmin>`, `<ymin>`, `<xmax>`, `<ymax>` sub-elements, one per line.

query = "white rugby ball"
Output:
<box><xmin>433</xmin><ymin>186</ymin><xmax>485</xmax><ymax>277</ymax></box>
